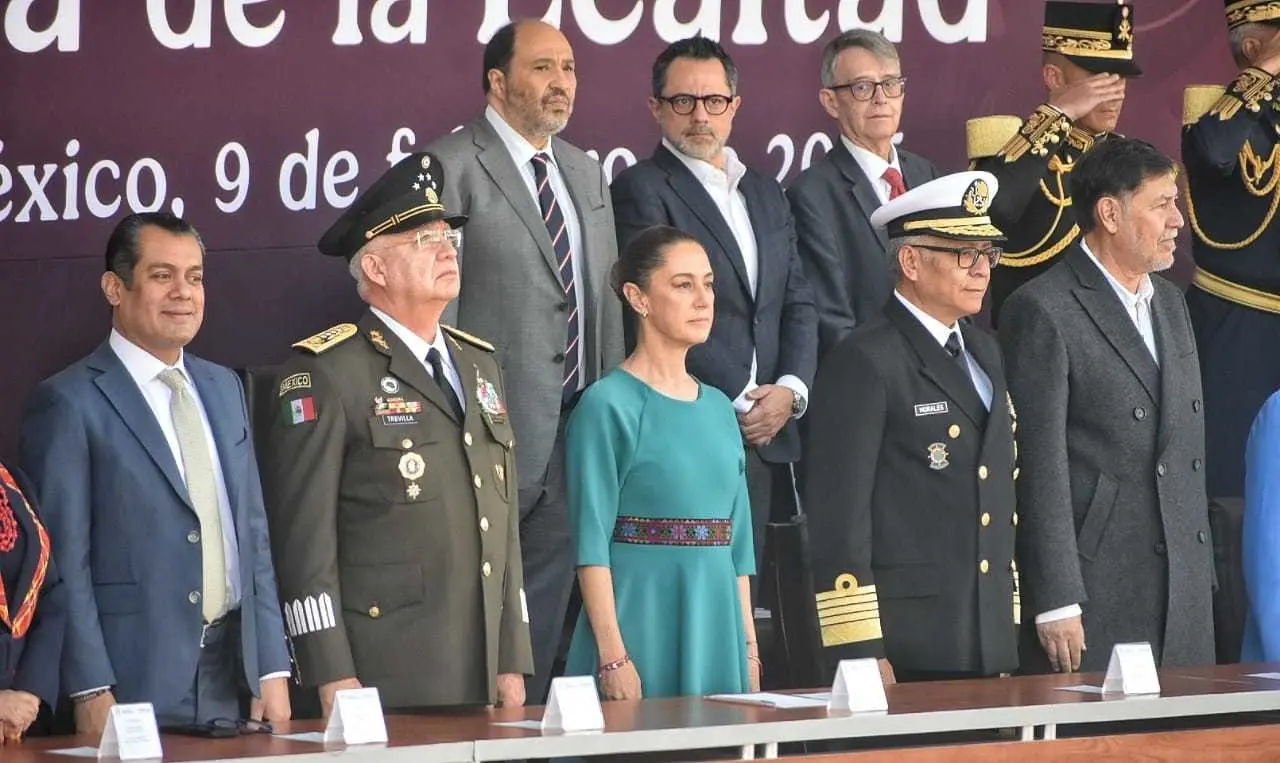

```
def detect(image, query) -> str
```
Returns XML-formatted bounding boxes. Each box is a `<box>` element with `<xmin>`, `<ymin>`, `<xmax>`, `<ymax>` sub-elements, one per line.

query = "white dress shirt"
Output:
<box><xmin>663</xmin><ymin>138</ymin><xmax>809</xmax><ymax>415</ymax></box>
<box><xmin>370</xmin><ymin>307</ymin><xmax>466</xmax><ymax>410</ymax></box>
<box><xmin>1081</xmin><ymin>240</ymin><xmax>1159</xmax><ymax>364</ymax></box>
<box><xmin>843</xmin><ymin>135</ymin><xmax>902</xmax><ymax>206</ymax></box>
<box><xmin>485</xmin><ymin>105</ymin><xmax>586</xmax><ymax>389</ymax></box>
<box><xmin>893</xmin><ymin>292</ymin><xmax>993</xmax><ymax>410</ymax></box>
<box><xmin>1034</xmin><ymin>243</ymin><xmax>1161</xmax><ymax>627</ymax></box>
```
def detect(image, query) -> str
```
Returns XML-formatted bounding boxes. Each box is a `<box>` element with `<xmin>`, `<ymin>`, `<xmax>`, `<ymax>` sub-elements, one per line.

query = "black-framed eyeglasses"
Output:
<box><xmin>658</xmin><ymin>93</ymin><xmax>735</xmax><ymax>116</ymax></box>
<box><xmin>208</xmin><ymin>717</ymin><xmax>274</xmax><ymax>735</ymax></box>
<box><xmin>913</xmin><ymin>244</ymin><xmax>1003</xmax><ymax>269</ymax></box>
<box><xmin>829</xmin><ymin>77</ymin><xmax>907</xmax><ymax>102</ymax></box>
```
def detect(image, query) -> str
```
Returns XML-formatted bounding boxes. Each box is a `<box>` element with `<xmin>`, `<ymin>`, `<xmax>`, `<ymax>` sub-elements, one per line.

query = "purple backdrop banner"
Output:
<box><xmin>0</xmin><ymin>0</ymin><xmax>1236</xmax><ymax>458</ymax></box>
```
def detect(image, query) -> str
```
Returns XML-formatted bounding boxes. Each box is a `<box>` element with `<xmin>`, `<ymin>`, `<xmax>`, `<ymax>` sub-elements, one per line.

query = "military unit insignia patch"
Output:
<box><xmin>475</xmin><ymin>370</ymin><xmax>507</xmax><ymax>422</ymax></box>
<box><xmin>284</xmin><ymin>396</ymin><xmax>317</xmax><ymax>425</ymax></box>
<box><xmin>278</xmin><ymin>372</ymin><xmax>311</xmax><ymax>397</ymax></box>
<box><xmin>380</xmin><ymin>376</ymin><xmax>400</xmax><ymax>394</ymax></box>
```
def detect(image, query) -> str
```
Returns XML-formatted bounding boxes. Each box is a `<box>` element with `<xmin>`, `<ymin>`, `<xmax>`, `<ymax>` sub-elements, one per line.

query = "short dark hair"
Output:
<box><xmin>651</xmin><ymin>36</ymin><xmax>738</xmax><ymax>98</ymax></box>
<box><xmin>104</xmin><ymin>212</ymin><xmax>203</xmax><ymax>287</ymax></box>
<box><xmin>482</xmin><ymin>22</ymin><xmax>521</xmax><ymax>93</ymax></box>
<box><xmin>611</xmin><ymin>225</ymin><xmax>701</xmax><ymax>312</ymax></box>
<box><xmin>1072</xmin><ymin>137</ymin><xmax>1177</xmax><ymax>234</ymax></box>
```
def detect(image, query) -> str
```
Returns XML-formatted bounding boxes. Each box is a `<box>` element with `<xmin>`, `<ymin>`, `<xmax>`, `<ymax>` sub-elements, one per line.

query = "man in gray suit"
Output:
<box><xmin>1000</xmin><ymin>137</ymin><xmax>1215</xmax><ymax>674</ymax></box>
<box><xmin>788</xmin><ymin>30</ymin><xmax>938</xmax><ymax>360</ymax></box>
<box><xmin>426</xmin><ymin>19</ymin><xmax>623</xmax><ymax>701</ymax></box>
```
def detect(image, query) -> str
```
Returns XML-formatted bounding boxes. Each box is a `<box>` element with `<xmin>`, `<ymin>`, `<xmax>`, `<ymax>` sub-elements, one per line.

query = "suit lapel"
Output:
<box><xmin>830</xmin><ymin>141</ymin><xmax>889</xmax><ymax>251</ymax></box>
<box><xmin>472</xmin><ymin>118</ymin><xmax>562</xmax><ymax>284</ymax></box>
<box><xmin>884</xmin><ymin>299</ymin><xmax>988</xmax><ymax>427</ymax></box>
<box><xmin>1151</xmin><ymin>286</ymin><xmax>1185</xmax><ymax>457</ymax></box>
<box><xmin>363</xmin><ymin>313</ymin><xmax>459</xmax><ymax>424</ymax></box>
<box><xmin>1066</xmin><ymin>247</ymin><xmax>1160</xmax><ymax>404</ymax></box>
<box><xmin>88</xmin><ymin>342</ymin><xmax>192</xmax><ymax>509</ymax></box>
<box><xmin>655</xmin><ymin>145</ymin><xmax>754</xmax><ymax>298</ymax></box>
<box><xmin>901</xmin><ymin>150</ymin><xmax>934</xmax><ymax>189</ymax></box>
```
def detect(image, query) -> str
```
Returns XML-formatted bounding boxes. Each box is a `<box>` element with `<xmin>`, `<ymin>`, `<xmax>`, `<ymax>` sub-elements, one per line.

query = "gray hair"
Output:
<box><xmin>349</xmin><ymin>245</ymin><xmax>371</xmax><ymax>300</ymax></box>
<box><xmin>820</xmin><ymin>29</ymin><xmax>900</xmax><ymax>88</ymax></box>
<box><xmin>886</xmin><ymin>235</ymin><xmax>911</xmax><ymax>276</ymax></box>
<box><xmin>1229</xmin><ymin>23</ymin><xmax>1280</xmax><ymax>68</ymax></box>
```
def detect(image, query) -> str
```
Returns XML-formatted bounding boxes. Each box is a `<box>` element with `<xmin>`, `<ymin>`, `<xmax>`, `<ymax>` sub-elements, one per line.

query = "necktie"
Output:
<box><xmin>531</xmin><ymin>153</ymin><xmax>581</xmax><ymax>405</ymax></box>
<box><xmin>882</xmin><ymin>167</ymin><xmax>907</xmax><ymax>200</ymax></box>
<box><xmin>157</xmin><ymin>369</ymin><xmax>227</xmax><ymax>623</ymax></box>
<box><xmin>427</xmin><ymin>347</ymin><xmax>464</xmax><ymax>420</ymax></box>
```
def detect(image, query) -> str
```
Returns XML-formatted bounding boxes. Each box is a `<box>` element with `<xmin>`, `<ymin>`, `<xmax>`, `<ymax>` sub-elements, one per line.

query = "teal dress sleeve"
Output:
<box><xmin>1243</xmin><ymin>391</ymin><xmax>1280</xmax><ymax>661</ymax></box>
<box><xmin>730</xmin><ymin>461</ymin><xmax>755</xmax><ymax>577</ymax></box>
<box><xmin>566</xmin><ymin>381</ymin><xmax>638</xmax><ymax>568</ymax></box>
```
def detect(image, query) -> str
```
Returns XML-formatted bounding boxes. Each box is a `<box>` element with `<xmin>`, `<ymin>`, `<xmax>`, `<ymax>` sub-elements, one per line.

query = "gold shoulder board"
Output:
<box><xmin>292</xmin><ymin>323</ymin><xmax>358</xmax><ymax>355</ymax></box>
<box><xmin>441</xmin><ymin>324</ymin><xmax>495</xmax><ymax>352</ymax></box>
<box><xmin>1184</xmin><ymin>84</ymin><xmax>1227</xmax><ymax>126</ymax></box>
<box><xmin>966</xmin><ymin>115</ymin><xmax>1023</xmax><ymax>160</ymax></box>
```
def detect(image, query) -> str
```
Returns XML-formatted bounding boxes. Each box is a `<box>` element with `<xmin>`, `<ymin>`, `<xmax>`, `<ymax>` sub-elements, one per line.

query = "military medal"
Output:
<box><xmin>475</xmin><ymin>368</ymin><xmax>507</xmax><ymax>423</ymax></box>
<box><xmin>406</xmin><ymin>482</ymin><xmax>422</xmax><ymax>500</ymax></box>
<box><xmin>380</xmin><ymin>376</ymin><xmax>400</xmax><ymax>394</ymax></box>
<box><xmin>399</xmin><ymin>452</ymin><xmax>425</xmax><ymax>481</ymax></box>
<box><xmin>374</xmin><ymin>396</ymin><xmax>424</xmax><ymax>424</ymax></box>
<box><xmin>927</xmin><ymin>442</ymin><xmax>950</xmax><ymax>470</ymax></box>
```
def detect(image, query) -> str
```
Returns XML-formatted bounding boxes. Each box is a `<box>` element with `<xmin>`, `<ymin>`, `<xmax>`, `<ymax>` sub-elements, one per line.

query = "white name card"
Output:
<box><xmin>98</xmin><ymin>703</ymin><xmax>162</xmax><ymax>760</ymax></box>
<box><xmin>827</xmin><ymin>658</ymin><xmax>888</xmax><ymax>713</ymax></box>
<box><xmin>542</xmin><ymin>676</ymin><xmax>605</xmax><ymax>732</ymax></box>
<box><xmin>324</xmin><ymin>687</ymin><xmax>388</xmax><ymax>745</ymax></box>
<box><xmin>1102</xmin><ymin>642</ymin><xmax>1161</xmax><ymax>696</ymax></box>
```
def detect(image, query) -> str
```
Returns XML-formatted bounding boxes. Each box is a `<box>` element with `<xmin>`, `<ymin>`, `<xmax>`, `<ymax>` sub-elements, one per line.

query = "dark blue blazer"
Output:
<box><xmin>611</xmin><ymin>144</ymin><xmax>819</xmax><ymax>463</ymax></box>
<box><xmin>18</xmin><ymin>342</ymin><xmax>291</xmax><ymax>711</ymax></box>
<box><xmin>0</xmin><ymin>464</ymin><xmax>66</xmax><ymax>708</ymax></box>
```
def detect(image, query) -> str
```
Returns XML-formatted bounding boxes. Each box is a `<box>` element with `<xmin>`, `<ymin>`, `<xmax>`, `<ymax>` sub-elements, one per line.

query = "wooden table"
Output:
<box><xmin>12</xmin><ymin>663</ymin><xmax>1280</xmax><ymax>761</ymax></box>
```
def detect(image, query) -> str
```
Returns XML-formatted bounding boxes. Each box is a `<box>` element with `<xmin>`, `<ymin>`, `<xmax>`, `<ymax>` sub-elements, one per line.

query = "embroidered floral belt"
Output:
<box><xmin>612</xmin><ymin>516</ymin><xmax>732</xmax><ymax>547</ymax></box>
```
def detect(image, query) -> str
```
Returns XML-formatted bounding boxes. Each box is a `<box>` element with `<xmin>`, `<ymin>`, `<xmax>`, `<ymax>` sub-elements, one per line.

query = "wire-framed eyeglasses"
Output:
<box><xmin>830</xmin><ymin>77</ymin><xmax>907</xmax><ymax>102</ymax></box>
<box><xmin>913</xmin><ymin>244</ymin><xmax>1003</xmax><ymax>269</ymax></box>
<box><xmin>658</xmin><ymin>93</ymin><xmax>735</xmax><ymax>116</ymax></box>
<box><xmin>415</xmin><ymin>228</ymin><xmax>462</xmax><ymax>250</ymax></box>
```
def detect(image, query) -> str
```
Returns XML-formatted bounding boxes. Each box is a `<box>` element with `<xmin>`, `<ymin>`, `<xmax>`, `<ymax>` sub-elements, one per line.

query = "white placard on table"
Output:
<box><xmin>828</xmin><ymin>658</ymin><xmax>888</xmax><ymax>713</ymax></box>
<box><xmin>541</xmin><ymin>675</ymin><xmax>605</xmax><ymax>732</ymax></box>
<box><xmin>324</xmin><ymin>687</ymin><xmax>388</xmax><ymax>745</ymax></box>
<box><xmin>1101</xmin><ymin>642</ymin><xmax>1161</xmax><ymax>696</ymax></box>
<box><xmin>98</xmin><ymin>702</ymin><xmax>162</xmax><ymax>760</ymax></box>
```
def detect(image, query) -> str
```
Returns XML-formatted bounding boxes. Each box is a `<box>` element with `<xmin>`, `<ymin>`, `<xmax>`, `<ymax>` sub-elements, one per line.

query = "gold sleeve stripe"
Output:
<box><xmin>817</xmin><ymin>574</ymin><xmax>882</xmax><ymax>646</ymax></box>
<box><xmin>816</xmin><ymin>601</ymin><xmax>880</xmax><ymax>617</ymax></box>
<box><xmin>1184</xmin><ymin>85</ymin><xmax>1226</xmax><ymax>126</ymax></box>
<box><xmin>966</xmin><ymin>115</ymin><xmax>1022</xmax><ymax>160</ymax></box>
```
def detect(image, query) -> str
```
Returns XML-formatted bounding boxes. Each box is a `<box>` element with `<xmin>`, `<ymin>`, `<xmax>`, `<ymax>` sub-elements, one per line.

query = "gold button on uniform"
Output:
<box><xmin>1013</xmin><ymin>467</ymin><xmax>1021</xmax><ymax>481</ymax></box>
<box><xmin>1012</xmin><ymin>512</ymin><xmax>1019</xmax><ymax>526</ymax></box>
<box><xmin>482</xmin><ymin>561</ymin><xmax>492</xmax><ymax>577</ymax></box>
<box><xmin>480</xmin><ymin>517</ymin><xmax>490</xmax><ymax>532</ymax></box>
<box><xmin>979</xmin><ymin>559</ymin><xmax>990</xmax><ymax>574</ymax></box>
<box><xmin>368</xmin><ymin>605</ymin><xmax>381</xmax><ymax>619</ymax></box>
<box><xmin>1010</xmin><ymin>560</ymin><xmax>1018</xmax><ymax>572</ymax></box>
<box><xmin>401</xmin><ymin>438</ymin><xmax>413</xmax><ymax>449</ymax></box>
<box><xmin>464</xmin><ymin>432</ymin><xmax>473</xmax><ymax>446</ymax></box>
<box><xmin>948</xmin><ymin>424</ymin><xmax>961</xmax><ymax>439</ymax></box>
<box><xmin>981</xmin><ymin>512</ymin><xmax>991</xmax><ymax>527</ymax></box>
<box><xmin>978</xmin><ymin>465</ymin><xmax>989</xmax><ymax>480</ymax></box>
<box><xmin>473</xmin><ymin>474</ymin><xmax>483</xmax><ymax>489</ymax></box>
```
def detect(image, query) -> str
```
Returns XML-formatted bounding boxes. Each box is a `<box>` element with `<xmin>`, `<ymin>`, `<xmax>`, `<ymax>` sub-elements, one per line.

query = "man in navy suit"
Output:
<box><xmin>611</xmin><ymin>37</ymin><xmax>819</xmax><ymax>602</ymax></box>
<box><xmin>20</xmin><ymin>213</ymin><xmax>292</xmax><ymax>735</ymax></box>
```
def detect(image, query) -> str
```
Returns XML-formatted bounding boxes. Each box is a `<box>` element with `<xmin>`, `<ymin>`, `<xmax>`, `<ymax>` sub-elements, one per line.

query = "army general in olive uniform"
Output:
<box><xmin>969</xmin><ymin>1</ymin><xmax>1140</xmax><ymax>322</ymax></box>
<box><xmin>803</xmin><ymin>172</ymin><xmax>1019</xmax><ymax>683</ymax></box>
<box><xmin>261</xmin><ymin>152</ymin><xmax>533</xmax><ymax>716</ymax></box>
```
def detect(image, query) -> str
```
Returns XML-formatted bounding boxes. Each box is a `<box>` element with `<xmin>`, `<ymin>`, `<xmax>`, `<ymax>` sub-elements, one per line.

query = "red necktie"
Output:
<box><xmin>882</xmin><ymin>167</ymin><xmax>907</xmax><ymax>200</ymax></box>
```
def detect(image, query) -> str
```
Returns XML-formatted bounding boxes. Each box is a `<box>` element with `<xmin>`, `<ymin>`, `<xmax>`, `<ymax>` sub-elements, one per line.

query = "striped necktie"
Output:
<box><xmin>531</xmin><ymin>152</ymin><xmax>581</xmax><ymax>404</ymax></box>
<box><xmin>158</xmin><ymin>368</ymin><xmax>228</xmax><ymax>623</ymax></box>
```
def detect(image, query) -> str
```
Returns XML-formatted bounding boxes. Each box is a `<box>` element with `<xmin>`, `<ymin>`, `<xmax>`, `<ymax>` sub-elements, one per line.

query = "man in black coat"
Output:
<box><xmin>804</xmin><ymin>170</ymin><xmax>1019</xmax><ymax>682</ymax></box>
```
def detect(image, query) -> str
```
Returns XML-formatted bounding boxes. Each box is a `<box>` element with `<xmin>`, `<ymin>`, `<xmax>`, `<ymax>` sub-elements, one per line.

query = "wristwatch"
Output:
<box><xmin>790</xmin><ymin>391</ymin><xmax>807</xmax><ymax>418</ymax></box>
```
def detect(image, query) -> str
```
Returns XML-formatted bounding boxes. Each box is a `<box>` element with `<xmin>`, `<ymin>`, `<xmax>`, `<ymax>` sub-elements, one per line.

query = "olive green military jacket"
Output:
<box><xmin>262</xmin><ymin>310</ymin><xmax>533</xmax><ymax>708</ymax></box>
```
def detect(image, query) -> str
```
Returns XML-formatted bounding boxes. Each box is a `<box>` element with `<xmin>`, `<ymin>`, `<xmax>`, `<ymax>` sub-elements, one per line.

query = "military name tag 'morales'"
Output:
<box><xmin>914</xmin><ymin>401</ymin><xmax>949</xmax><ymax>416</ymax></box>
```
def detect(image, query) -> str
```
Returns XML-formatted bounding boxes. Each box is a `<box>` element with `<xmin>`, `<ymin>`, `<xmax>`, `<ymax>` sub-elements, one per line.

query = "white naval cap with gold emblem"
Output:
<box><xmin>869</xmin><ymin>170</ymin><xmax>1006</xmax><ymax>242</ymax></box>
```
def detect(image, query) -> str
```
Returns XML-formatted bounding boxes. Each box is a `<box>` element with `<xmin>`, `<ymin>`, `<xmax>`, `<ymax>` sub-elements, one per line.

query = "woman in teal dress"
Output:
<box><xmin>565</xmin><ymin>225</ymin><xmax>760</xmax><ymax>700</ymax></box>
